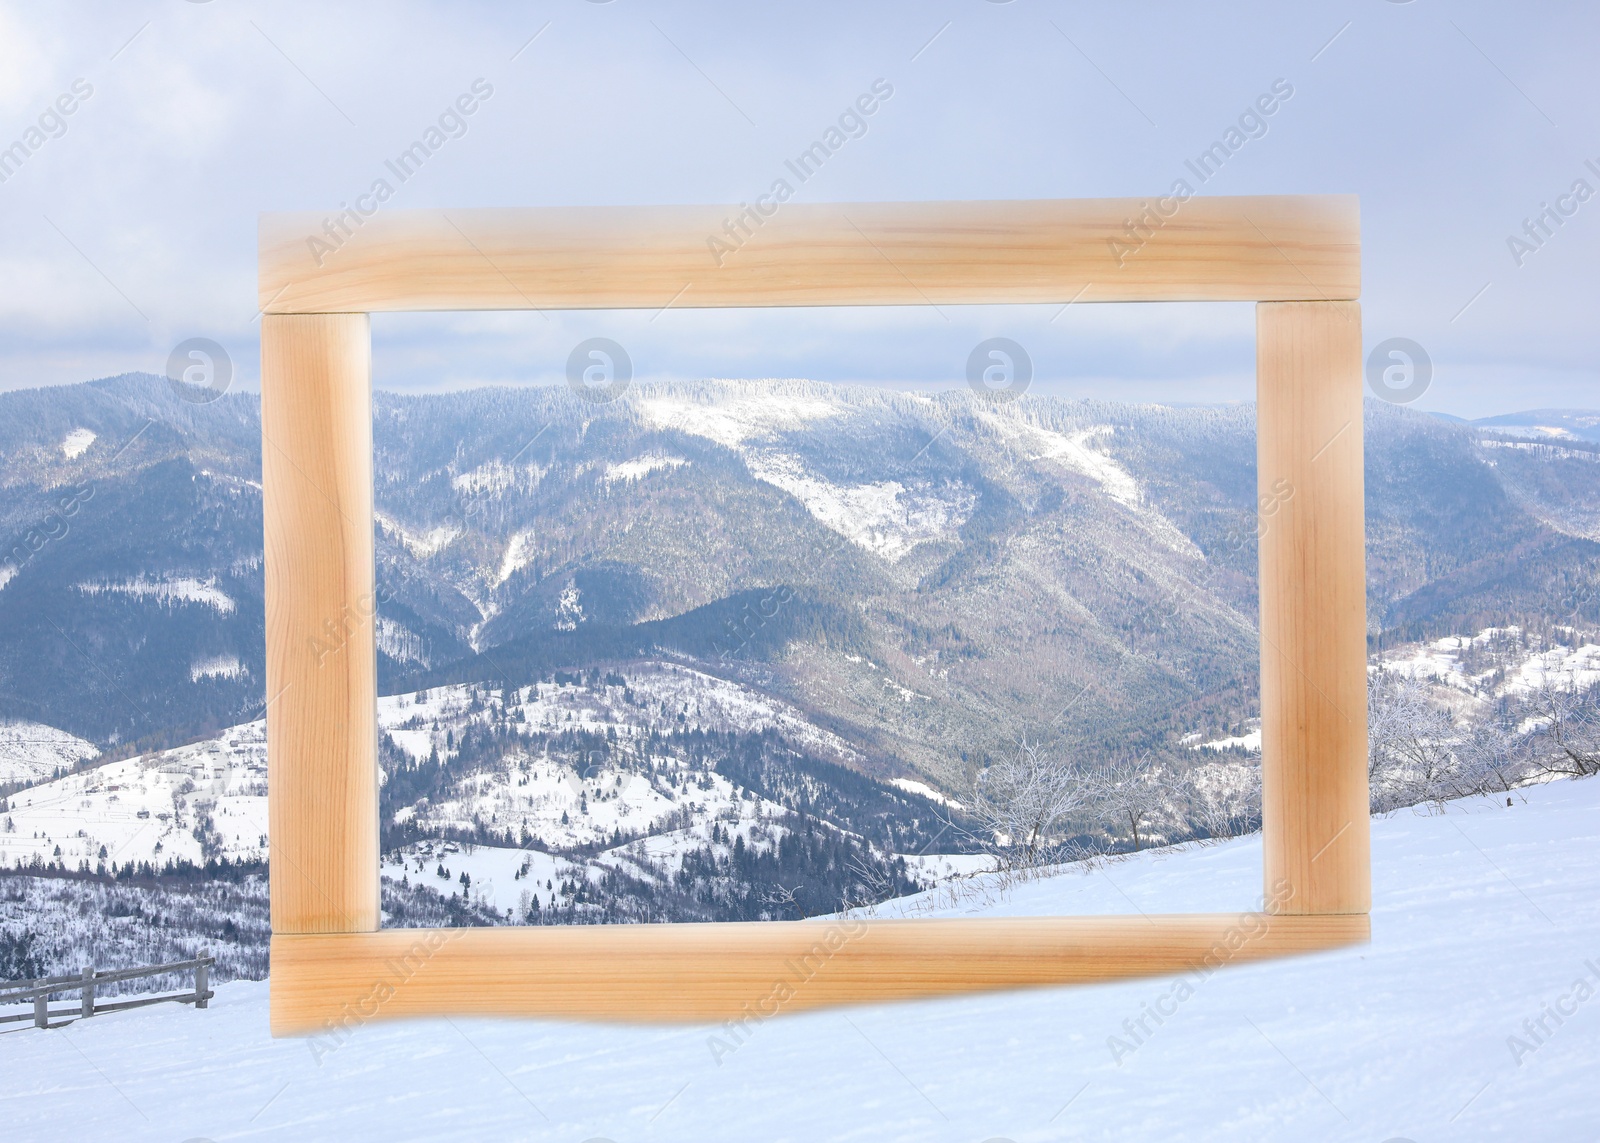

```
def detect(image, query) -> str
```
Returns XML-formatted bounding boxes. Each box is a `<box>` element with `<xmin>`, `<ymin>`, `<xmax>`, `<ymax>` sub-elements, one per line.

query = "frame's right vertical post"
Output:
<box><xmin>1257</xmin><ymin>300</ymin><xmax>1371</xmax><ymax>915</ymax></box>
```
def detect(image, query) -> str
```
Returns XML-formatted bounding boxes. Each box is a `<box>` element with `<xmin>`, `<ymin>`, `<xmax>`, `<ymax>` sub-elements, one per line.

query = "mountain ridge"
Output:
<box><xmin>0</xmin><ymin>373</ymin><xmax>1596</xmax><ymax>788</ymax></box>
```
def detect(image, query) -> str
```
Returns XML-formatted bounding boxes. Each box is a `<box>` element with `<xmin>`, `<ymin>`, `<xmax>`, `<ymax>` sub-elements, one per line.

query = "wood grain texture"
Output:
<box><xmin>259</xmin><ymin>202</ymin><xmax>1373</xmax><ymax>1032</ymax></box>
<box><xmin>269</xmin><ymin>913</ymin><xmax>1370</xmax><ymax>1034</ymax></box>
<box><xmin>262</xmin><ymin>313</ymin><xmax>381</xmax><ymax>934</ymax></box>
<box><xmin>1256</xmin><ymin>300</ymin><xmax>1371</xmax><ymax>915</ymax></box>
<box><xmin>259</xmin><ymin>195</ymin><xmax>1359</xmax><ymax>314</ymax></box>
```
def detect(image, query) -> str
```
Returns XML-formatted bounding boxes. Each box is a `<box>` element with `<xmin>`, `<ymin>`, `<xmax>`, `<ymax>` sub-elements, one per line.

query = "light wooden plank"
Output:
<box><xmin>262</xmin><ymin>313</ymin><xmax>381</xmax><ymax>934</ymax></box>
<box><xmin>269</xmin><ymin>914</ymin><xmax>1369</xmax><ymax>1034</ymax></box>
<box><xmin>1256</xmin><ymin>300</ymin><xmax>1371</xmax><ymax>915</ymax></box>
<box><xmin>258</xmin><ymin>201</ymin><xmax>1374</xmax><ymax>1033</ymax></box>
<box><xmin>259</xmin><ymin>196</ymin><xmax>1359</xmax><ymax>314</ymax></box>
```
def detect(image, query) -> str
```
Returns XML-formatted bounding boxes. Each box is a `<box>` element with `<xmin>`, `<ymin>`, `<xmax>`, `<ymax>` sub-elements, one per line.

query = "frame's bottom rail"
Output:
<box><xmin>270</xmin><ymin>912</ymin><xmax>1369</xmax><ymax>1036</ymax></box>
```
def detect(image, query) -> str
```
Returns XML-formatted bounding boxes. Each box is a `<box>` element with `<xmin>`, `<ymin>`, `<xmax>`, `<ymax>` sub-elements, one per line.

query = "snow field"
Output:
<box><xmin>4</xmin><ymin>777</ymin><xmax>1597</xmax><ymax>1140</ymax></box>
<box><xmin>0</xmin><ymin>719</ymin><xmax>98</xmax><ymax>788</ymax></box>
<box><xmin>381</xmin><ymin>841</ymin><xmax>579</xmax><ymax>919</ymax></box>
<box><xmin>1377</xmin><ymin>625</ymin><xmax>1600</xmax><ymax>698</ymax></box>
<box><xmin>3</xmin><ymin>663</ymin><xmax>876</xmax><ymax>875</ymax></box>
<box><xmin>74</xmin><ymin>575</ymin><xmax>237</xmax><ymax>614</ymax></box>
<box><xmin>1</xmin><ymin>723</ymin><xmax>269</xmax><ymax>870</ymax></box>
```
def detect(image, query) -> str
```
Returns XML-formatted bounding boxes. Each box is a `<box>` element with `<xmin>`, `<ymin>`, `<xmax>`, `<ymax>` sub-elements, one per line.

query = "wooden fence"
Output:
<box><xmin>0</xmin><ymin>954</ymin><xmax>213</xmax><ymax>1029</ymax></box>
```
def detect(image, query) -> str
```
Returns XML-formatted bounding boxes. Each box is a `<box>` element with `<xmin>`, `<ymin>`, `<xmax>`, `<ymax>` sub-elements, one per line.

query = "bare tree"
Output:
<box><xmin>839</xmin><ymin>854</ymin><xmax>899</xmax><ymax>917</ymax></box>
<box><xmin>1182</xmin><ymin>757</ymin><xmax>1262</xmax><ymax>840</ymax></box>
<box><xmin>1090</xmin><ymin>753</ymin><xmax>1170</xmax><ymax>851</ymax></box>
<box><xmin>968</xmin><ymin>739</ymin><xmax>1092</xmax><ymax>868</ymax></box>
<box><xmin>1453</xmin><ymin>711</ymin><xmax>1529</xmax><ymax>797</ymax></box>
<box><xmin>1367</xmin><ymin>674</ymin><xmax>1462</xmax><ymax>811</ymax></box>
<box><xmin>1521</xmin><ymin>676</ymin><xmax>1600</xmax><ymax>778</ymax></box>
<box><xmin>760</xmin><ymin>882</ymin><xmax>804</xmax><ymax>919</ymax></box>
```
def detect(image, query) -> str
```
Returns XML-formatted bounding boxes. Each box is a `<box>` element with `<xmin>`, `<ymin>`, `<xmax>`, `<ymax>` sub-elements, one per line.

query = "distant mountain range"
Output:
<box><xmin>1433</xmin><ymin>408</ymin><xmax>1600</xmax><ymax>443</ymax></box>
<box><xmin>1</xmin><ymin>374</ymin><xmax>1597</xmax><ymax>791</ymax></box>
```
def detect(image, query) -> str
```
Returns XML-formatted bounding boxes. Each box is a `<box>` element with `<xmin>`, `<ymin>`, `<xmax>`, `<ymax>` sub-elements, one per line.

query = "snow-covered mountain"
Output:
<box><xmin>1183</xmin><ymin>624</ymin><xmax>1600</xmax><ymax>754</ymax></box>
<box><xmin>4</xmin><ymin>769</ymin><xmax>1596</xmax><ymax>1141</ymax></box>
<box><xmin>2</xmin><ymin>666</ymin><xmax>962</xmax><ymax>923</ymax></box>
<box><xmin>0</xmin><ymin>720</ymin><xmax>97</xmax><ymax>790</ymax></box>
<box><xmin>1378</xmin><ymin>625</ymin><xmax>1600</xmax><ymax>698</ymax></box>
<box><xmin>2</xmin><ymin>374</ymin><xmax>1597</xmax><ymax>797</ymax></box>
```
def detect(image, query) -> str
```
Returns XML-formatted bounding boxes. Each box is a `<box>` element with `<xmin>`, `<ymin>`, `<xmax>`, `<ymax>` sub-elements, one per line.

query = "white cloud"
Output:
<box><xmin>0</xmin><ymin>2</ymin><xmax>1593</xmax><ymax>418</ymax></box>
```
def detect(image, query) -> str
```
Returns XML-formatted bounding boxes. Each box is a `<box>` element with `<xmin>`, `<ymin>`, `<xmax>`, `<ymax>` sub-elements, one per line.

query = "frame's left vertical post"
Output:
<box><xmin>261</xmin><ymin>313</ymin><xmax>380</xmax><ymax>934</ymax></box>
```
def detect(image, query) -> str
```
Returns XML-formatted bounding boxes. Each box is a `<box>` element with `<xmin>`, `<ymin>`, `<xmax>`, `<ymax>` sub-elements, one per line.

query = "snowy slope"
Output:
<box><xmin>380</xmin><ymin>665</ymin><xmax>865</xmax><ymax>770</ymax></box>
<box><xmin>1</xmin><ymin>722</ymin><xmax>269</xmax><ymax>870</ymax></box>
<box><xmin>0</xmin><ymin>720</ymin><xmax>98</xmax><ymax>788</ymax></box>
<box><xmin>4</xmin><ymin>777</ymin><xmax>1597</xmax><ymax>1141</ymax></box>
<box><xmin>1377</xmin><ymin>626</ymin><xmax>1600</xmax><ymax>698</ymax></box>
<box><xmin>2</xmin><ymin>664</ymin><xmax>882</xmax><ymax>874</ymax></box>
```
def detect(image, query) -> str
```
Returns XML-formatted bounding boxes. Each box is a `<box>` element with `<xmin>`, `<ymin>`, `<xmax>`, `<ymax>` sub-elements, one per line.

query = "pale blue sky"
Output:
<box><xmin>0</xmin><ymin>0</ymin><xmax>1594</xmax><ymax>416</ymax></box>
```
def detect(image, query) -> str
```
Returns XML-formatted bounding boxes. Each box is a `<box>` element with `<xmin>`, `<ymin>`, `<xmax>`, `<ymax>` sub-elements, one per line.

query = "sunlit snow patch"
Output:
<box><xmin>60</xmin><ymin>428</ymin><xmax>96</xmax><ymax>458</ymax></box>
<box><xmin>639</xmin><ymin>392</ymin><xmax>841</xmax><ymax>448</ymax></box>
<box><xmin>376</xmin><ymin>511</ymin><xmax>462</xmax><ymax>557</ymax></box>
<box><xmin>1192</xmin><ymin>728</ymin><xmax>1262</xmax><ymax>753</ymax></box>
<box><xmin>891</xmin><ymin>778</ymin><xmax>963</xmax><ymax>809</ymax></box>
<box><xmin>604</xmin><ymin>454</ymin><xmax>688</xmax><ymax>483</ymax></box>
<box><xmin>451</xmin><ymin>460</ymin><xmax>546</xmax><ymax>496</ymax></box>
<box><xmin>745</xmin><ymin>452</ymin><xmax>974</xmax><ymax>562</ymax></box>
<box><xmin>190</xmin><ymin>655</ymin><xmax>245</xmax><ymax>682</ymax></box>
<box><xmin>76</xmin><ymin>576</ymin><xmax>236</xmax><ymax>614</ymax></box>
<box><xmin>0</xmin><ymin>720</ymin><xmax>99</xmax><ymax>787</ymax></box>
<box><xmin>494</xmin><ymin>531</ymin><xmax>535</xmax><ymax>587</ymax></box>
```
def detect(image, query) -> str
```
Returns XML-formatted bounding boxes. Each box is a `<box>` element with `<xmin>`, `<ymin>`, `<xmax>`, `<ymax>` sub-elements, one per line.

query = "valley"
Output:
<box><xmin>0</xmin><ymin>375</ymin><xmax>1597</xmax><ymax>928</ymax></box>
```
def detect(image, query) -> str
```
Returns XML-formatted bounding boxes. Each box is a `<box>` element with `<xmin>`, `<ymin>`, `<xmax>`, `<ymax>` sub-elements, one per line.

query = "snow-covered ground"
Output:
<box><xmin>1377</xmin><ymin>626</ymin><xmax>1600</xmax><ymax>697</ymax></box>
<box><xmin>743</xmin><ymin>451</ymin><xmax>976</xmax><ymax>563</ymax></box>
<box><xmin>377</xmin><ymin>665</ymin><xmax>865</xmax><ymax>771</ymax></box>
<box><xmin>0</xmin><ymin>719</ymin><xmax>98</xmax><ymax>788</ymax></box>
<box><xmin>1</xmin><ymin>722</ymin><xmax>269</xmax><ymax>870</ymax></box>
<box><xmin>382</xmin><ymin>841</ymin><xmax>581</xmax><ymax>918</ymax></box>
<box><xmin>0</xmin><ymin>665</ymin><xmax>883</xmax><ymax>873</ymax></box>
<box><xmin>1191</xmin><ymin>725</ymin><xmax>1262</xmax><ymax>753</ymax></box>
<box><xmin>74</xmin><ymin>575</ymin><xmax>237</xmax><ymax>614</ymax></box>
<box><xmin>4</xmin><ymin>777</ymin><xmax>1596</xmax><ymax>1140</ymax></box>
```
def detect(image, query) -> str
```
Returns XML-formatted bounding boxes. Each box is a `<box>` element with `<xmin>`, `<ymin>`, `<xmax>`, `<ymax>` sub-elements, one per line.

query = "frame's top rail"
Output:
<box><xmin>259</xmin><ymin>195</ymin><xmax>1359</xmax><ymax>314</ymax></box>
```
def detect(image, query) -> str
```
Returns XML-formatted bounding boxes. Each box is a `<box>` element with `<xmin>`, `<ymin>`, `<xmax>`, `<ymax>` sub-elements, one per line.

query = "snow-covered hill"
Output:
<box><xmin>4</xmin><ymin>776</ymin><xmax>1596</xmax><ymax>1140</ymax></box>
<box><xmin>0</xmin><ymin>720</ymin><xmax>98</xmax><ymax>789</ymax></box>
<box><xmin>1</xmin><ymin>720</ymin><xmax>269</xmax><ymax>871</ymax></box>
<box><xmin>0</xmin><ymin>666</ymin><xmax>872</xmax><ymax>871</ymax></box>
<box><xmin>1181</xmin><ymin>625</ymin><xmax>1600</xmax><ymax>755</ymax></box>
<box><xmin>9</xmin><ymin>374</ymin><xmax>1599</xmax><ymax>790</ymax></box>
<box><xmin>3</xmin><ymin>667</ymin><xmax>964</xmax><ymax>922</ymax></box>
<box><xmin>1379</xmin><ymin>625</ymin><xmax>1600</xmax><ymax>698</ymax></box>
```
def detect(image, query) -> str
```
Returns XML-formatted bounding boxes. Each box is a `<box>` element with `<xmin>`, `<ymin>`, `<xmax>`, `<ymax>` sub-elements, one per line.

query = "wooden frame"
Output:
<box><xmin>261</xmin><ymin>196</ymin><xmax>1369</xmax><ymax>1036</ymax></box>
